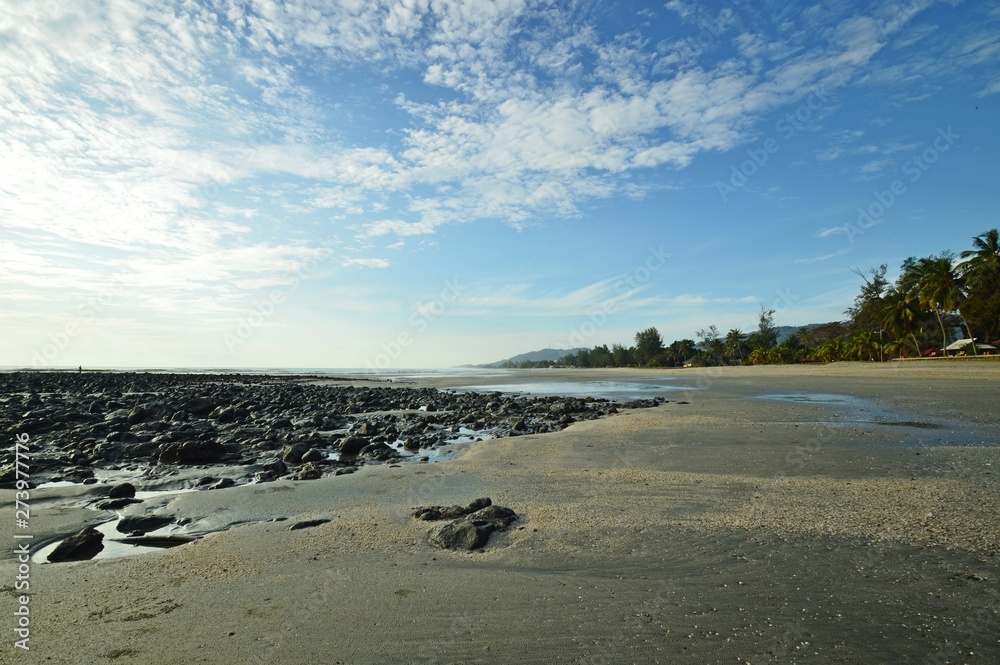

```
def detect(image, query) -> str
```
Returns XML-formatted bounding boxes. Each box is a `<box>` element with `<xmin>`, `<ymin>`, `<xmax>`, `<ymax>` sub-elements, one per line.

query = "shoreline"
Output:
<box><xmin>2</xmin><ymin>363</ymin><xmax>998</xmax><ymax>663</ymax></box>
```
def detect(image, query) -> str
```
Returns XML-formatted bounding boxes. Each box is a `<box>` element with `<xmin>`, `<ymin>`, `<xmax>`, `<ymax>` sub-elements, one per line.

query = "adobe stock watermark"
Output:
<box><xmin>822</xmin><ymin>126</ymin><xmax>959</xmax><ymax>244</ymax></box>
<box><xmin>555</xmin><ymin>246</ymin><xmax>669</xmax><ymax>349</ymax></box>
<box><xmin>716</xmin><ymin>84</ymin><xmax>831</xmax><ymax>201</ymax></box>
<box><xmin>365</xmin><ymin>278</ymin><xmax>464</xmax><ymax>369</ymax></box>
<box><xmin>31</xmin><ymin>271</ymin><xmax>132</xmax><ymax>367</ymax></box>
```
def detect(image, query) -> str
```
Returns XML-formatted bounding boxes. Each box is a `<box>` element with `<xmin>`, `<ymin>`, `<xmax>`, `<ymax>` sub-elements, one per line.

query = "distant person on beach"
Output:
<box><xmin>79</xmin><ymin>365</ymin><xmax>83</xmax><ymax>373</ymax></box>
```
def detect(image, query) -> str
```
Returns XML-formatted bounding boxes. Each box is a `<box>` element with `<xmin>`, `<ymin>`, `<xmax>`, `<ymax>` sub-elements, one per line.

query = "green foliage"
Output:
<box><xmin>634</xmin><ymin>327</ymin><xmax>665</xmax><ymax>366</ymax></box>
<box><xmin>504</xmin><ymin>228</ymin><xmax>998</xmax><ymax>369</ymax></box>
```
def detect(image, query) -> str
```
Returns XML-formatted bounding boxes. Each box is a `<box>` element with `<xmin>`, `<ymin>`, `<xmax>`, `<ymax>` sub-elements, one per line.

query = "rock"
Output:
<box><xmin>414</xmin><ymin>507</ymin><xmax>443</xmax><ymax>520</ymax></box>
<box><xmin>468</xmin><ymin>504</ymin><xmax>518</xmax><ymax>527</ymax></box>
<box><xmin>127</xmin><ymin>406</ymin><xmax>148</xmax><ymax>426</ymax></box>
<box><xmin>288</xmin><ymin>518</ymin><xmax>331</xmax><ymax>531</ymax></box>
<box><xmin>116</xmin><ymin>515</ymin><xmax>173</xmax><ymax>534</ymax></box>
<box><xmin>466</xmin><ymin>497</ymin><xmax>492</xmax><ymax>513</ymax></box>
<box><xmin>291</xmin><ymin>463</ymin><xmax>323</xmax><ymax>481</ymax></box>
<box><xmin>183</xmin><ymin>396</ymin><xmax>216</xmax><ymax>417</ymax></box>
<box><xmin>359</xmin><ymin>442</ymin><xmax>398</xmax><ymax>460</ymax></box>
<box><xmin>108</xmin><ymin>482</ymin><xmax>136</xmax><ymax>499</ymax></box>
<box><xmin>300</xmin><ymin>448</ymin><xmax>326</xmax><ymax>463</ymax></box>
<box><xmin>356</xmin><ymin>422</ymin><xmax>379</xmax><ymax>436</ymax></box>
<box><xmin>158</xmin><ymin>440</ymin><xmax>227</xmax><ymax>464</ymax></box>
<box><xmin>272</xmin><ymin>418</ymin><xmax>294</xmax><ymax>429</ymax></box>
<box><xmin>428</xmin><ymin>520</ymin><xmax>484</xmax><ymax>550</ymax></box>
<box><xmin>338</xmin><ymin>436</ymin><xmax>368</xmax><ymax>456</ymax></box>
<box><xmin>206</xmin><ymin>478</ymin><xmax>236</xmax><ymax>490</ymax></box>
<box><xmin>262</xmin><ymin>458</ymin><xmax>288</xmax><ymax>477</ymax></box>
<box><xmin>210</xmin><ymin>406</ymin><xmax>235</xmax><ymax>423</ymax></box>
<box><xmin>282</xmin><ymin>442</ymin><xmax>311</xmax><ymax>463</ymax></box>
<box><xmin>95</xmin><ymin>498</ymin><xmax>142</xmax><ymax>510</ymax></box>
<box><xmin>48</xmin><ymin>527</ymin><xmax>105</xmax><ymax>562</ymax></box>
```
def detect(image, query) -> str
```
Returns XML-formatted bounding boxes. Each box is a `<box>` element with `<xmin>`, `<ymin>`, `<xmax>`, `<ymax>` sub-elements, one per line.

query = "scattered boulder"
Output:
<box><xmin>48</xmin><ymin>526</ymin><xmax>105</xmax><ymax>562</ymax></box>
<box><xmin>300</xmin><ymin>448</ymin><xmax>326</xmax><ymax>463</ymax></box>
<box><xmin>282</xmin><ymin>442</ymin><xmax>311</xmax><ymax>463</ymax></box>
<box><xmin>262</xmin><ymin>458</ymin><xmax>288</xmax><ymax>477</ymax></box>
<box><xmin>158</xmin><ymin>440</ymin><xmax>227</xmax><ymax>464</ymax></box>
<box><xmin>428</xmin><ymin>520</ymin><xmax>484</xmax><ymax>550</ymax></box>
<box><xmin>183</xmin><ymin>396</ymin><xmax>216</xmax><ymax>417</ymax></box>
<box><xmin>416</xmin><ymin>498</ymin><xmax>518</xmax><ymax>550</ymax></box>
<box><xmin>359</xmin><ymin>442</ymin><xmax>398</xmax><ymax>461</ymax></box>
<box><xmin>95</xmin><ymin>497</ymin><xmax>142</xmax><ymax>510</ymax></box>
<box><xmin>117</xmin><ymin>515</ymin><xmax>173</xmax><ymax>534</ymax></box>
<box><xmin>107</xmin><ymin>482</ymin><xmax>136</xmax><ymax>499</ymax></box>
<box><xmin>338</xmin><ymin>436</ymin><xmax>368</xmax><ymax>456</ymax></box>
<box><xmin>356</xmin><ymin>422</ymin><xmax>380</xmax><ymax>437</ymax></box>
<box><xmin>291</xmin><ymin>463</ymin><xmax>324</xmax><ymax>481</ymax></box>
<box><xmin>468</xmin><ymin>504</ymin><xmax>518</xmax><ymax>527</ymax></box>
<box><xmin>466</xmin><ymin>497</ymin><xmax>492</xmax><ymax>512</ymax></box>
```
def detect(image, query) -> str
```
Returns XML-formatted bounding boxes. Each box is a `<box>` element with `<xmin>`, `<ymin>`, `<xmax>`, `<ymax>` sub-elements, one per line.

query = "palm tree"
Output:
<box><xmin>880</xmin><ymin>287</ymin><xmax>922</xmax><ymax>357</ymax></box>
<box><xmin>959</xmin><ymin>229</ymin><xmax>1000</xmax><ymax>343</ymax></box>
<box><xmin>725</xmin><ymin>328</ymin><xmax>745</xmax><ymax>364</ymax></box>
<box><xmin>900</xmin><ymin>254</ymin><xmax>973</xmax><ymax>355</ymax></box>
<box><xmin>959</xmin><ymin>229</ymin><xmax>1000</xmax><ymax>279</ymax></box>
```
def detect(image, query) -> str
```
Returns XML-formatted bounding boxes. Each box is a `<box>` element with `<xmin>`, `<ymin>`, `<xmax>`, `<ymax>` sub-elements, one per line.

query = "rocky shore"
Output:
<box><xmin>0</xmin><ymin>370</ymin><xmax>666</xmax><ymax>560</ymax></box>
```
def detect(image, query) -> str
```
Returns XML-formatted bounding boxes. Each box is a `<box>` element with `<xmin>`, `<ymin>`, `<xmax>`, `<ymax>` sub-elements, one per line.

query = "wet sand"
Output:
<box><xmin>3</xmin><ymin>362</ymin><xmax>999</xmax><ymax>663</ymax></box>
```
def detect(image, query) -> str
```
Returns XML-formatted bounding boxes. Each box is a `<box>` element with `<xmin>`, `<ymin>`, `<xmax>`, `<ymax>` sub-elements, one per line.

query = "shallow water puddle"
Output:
<box><xmin>452</xmin><ymin>379</ymin><xmax>692</xmax><ymax>400</ymax></box>
<box><xmin>32</xmin><ymin>519</ymin><xmax>193</xmax><ymax>564</ymax></box>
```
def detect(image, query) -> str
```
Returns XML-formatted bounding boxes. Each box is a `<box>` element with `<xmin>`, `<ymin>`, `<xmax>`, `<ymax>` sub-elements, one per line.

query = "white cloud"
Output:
<box><xmin>342</xmin><ymin>257</ymin><xmax>390</xmax><ymax>269</ymax></box>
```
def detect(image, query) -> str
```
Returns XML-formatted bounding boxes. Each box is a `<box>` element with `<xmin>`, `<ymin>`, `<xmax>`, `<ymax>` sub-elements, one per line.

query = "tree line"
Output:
<box><xmin>502</xmin><ymin>229</ymin><xmax>1000</xmax><ymax>368</ymax></box>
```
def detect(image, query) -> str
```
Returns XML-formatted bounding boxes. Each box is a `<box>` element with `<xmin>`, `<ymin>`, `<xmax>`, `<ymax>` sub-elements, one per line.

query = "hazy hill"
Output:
<box><xmin>471</xmin><ymin>348</ymin><xmax>589</xmax><ymax>368</ymax></box>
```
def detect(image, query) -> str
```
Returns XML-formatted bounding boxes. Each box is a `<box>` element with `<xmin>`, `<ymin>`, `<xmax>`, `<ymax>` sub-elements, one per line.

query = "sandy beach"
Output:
<box><xmin>3</xmin><ymin>362</ymin><xmax>999</xmax><ymax>663</ymax></box>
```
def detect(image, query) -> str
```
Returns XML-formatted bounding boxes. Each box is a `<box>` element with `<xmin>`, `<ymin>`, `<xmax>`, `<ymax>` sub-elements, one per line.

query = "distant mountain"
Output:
<box><xmin>471</xmin><ymin>348</ymin><xmax>590</xmax><ymax>368</ymax></box>
<box><xmin>773</xmin><ymin>325</ymin><xmax>800</xmax><ymax>344</ymax></box>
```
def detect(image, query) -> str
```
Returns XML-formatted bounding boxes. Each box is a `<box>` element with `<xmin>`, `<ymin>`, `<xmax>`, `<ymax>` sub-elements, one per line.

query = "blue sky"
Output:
<box><xmin>2</xmin><ymin>0</ymin><xmax>998</xmax><ymax>369</ymax></box>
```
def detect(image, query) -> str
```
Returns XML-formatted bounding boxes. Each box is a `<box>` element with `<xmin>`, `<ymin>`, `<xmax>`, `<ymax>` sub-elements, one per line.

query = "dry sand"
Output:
<box><xmin>3</xmin><ymin>362</ymin><xmax>999</xmax><ymax>663</ymax></box>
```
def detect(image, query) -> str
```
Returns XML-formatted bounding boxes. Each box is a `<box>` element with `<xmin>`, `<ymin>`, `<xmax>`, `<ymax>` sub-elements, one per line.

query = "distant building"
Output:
<box><xmin>944</xmin><ymin>338</ymin><xmax>997</xmax><ymax>356</ymax></box>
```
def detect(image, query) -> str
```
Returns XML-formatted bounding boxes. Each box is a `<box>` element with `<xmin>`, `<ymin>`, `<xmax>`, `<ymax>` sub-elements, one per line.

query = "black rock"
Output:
<box><xmin>158</xmin><ymin>440</ymin><xmax>227</xmax><ymax>464</ymax></box>
<box><xmin>206</xmin><ymin>478</ymin><xmax>236</xmax><ymax>490</ymax></box>
<box><xmin>356</xmin><ymin>422</ymin><xmax>379</xmax><ymax>437</ymax></box>
<box><xmin>288</xmin><ymin>518</ymin><xmax>331</xmax><ymax>531</ymax></box>
<box><xmin>116</xmin><ymin>515</ymin><xmax>173</xmax><ymax>534</ymax></box>
<box><xmin>48</xmin><ymin>526</ymin><xmax>105</xmax><ymax>562</ymax></box>
<box><xmin>359</xmin><ymin>442</ymin><xmax>398</xmax><ymax>460</ymax></box>
<box><xmin>107</xmin><ymin>482</ymin><xmax>136</xmax><ymax>499</ymax></box>
<box><xmin>183</xmin><ymin>396</ymin><xmax>216</xmax><ymax>417</ymax></box>
<box><xmin>466</xmin><ymin>497</ymin><xmax>492</xmax><ymax>513</ymax></box>
<box><xmin>300</xmin><ymin>448</ymin><xmax>326</xmax><ymax>463</ymax></box>
<box><xmin>468</xmin><ymin>504</ymin><xmax>518</xmax><ymax>527</ymax></box>
<box><xmin>255</xmin><ymin>470</ymin><xmax>278</xmax><ymax>483</ymax></box>
<box><xmin>95</xmin><ymin>498</ymin><xmax>142</xmax><ymax>510</ymax></box>
<box><xmin>291</xmin><ymin>462</ymin><xmax>324</xmax><ymax>481</ymax></box>
<box><xmin>282</xmin><ymin>442</ymin><xmax>311</xmax><ymax>463</ymax></box>
<box><xmin>262</xmin><ymin>458</ymin><xmax>288</xmax><ymax>477</ymax></box>
<box><xmin>338</xmin><ymin>436</ymin><xmax>368</xmax><ymax>456</ymax></box>
<box><xmin>428</xmin><ymin>520</ymin><xmax>484</xmax><ymax>550</ymax></box>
